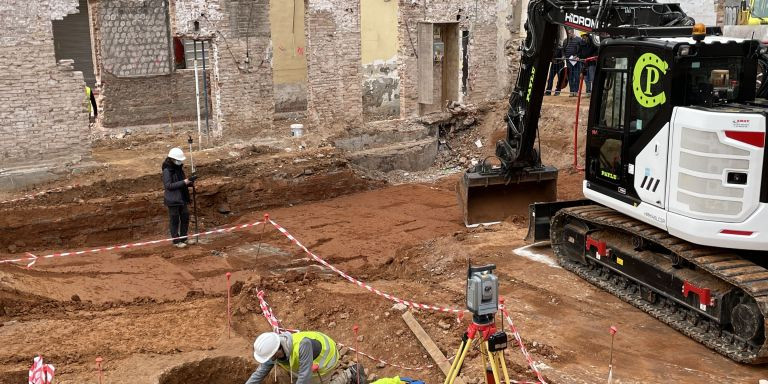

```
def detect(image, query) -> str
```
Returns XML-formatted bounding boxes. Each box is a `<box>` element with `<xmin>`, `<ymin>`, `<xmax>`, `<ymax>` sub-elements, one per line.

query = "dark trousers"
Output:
<box><xmin>168</xmin><ymin>205</ymin><xmax>190</xmax><ymax>243</ymax></box>
<box><xmin>567</xmin><ymin>61</ymin><xmax>582</xmax><ymax>93</ymax></box>
<box><xmin>545</xmin><ymin>62</ymin><xmax>564</xmax><ymax>93</ymax></box>
<box><xmin>584</xmin><ymin>64</ymin><xmax>596</xmax><ymax>93</ymax></box>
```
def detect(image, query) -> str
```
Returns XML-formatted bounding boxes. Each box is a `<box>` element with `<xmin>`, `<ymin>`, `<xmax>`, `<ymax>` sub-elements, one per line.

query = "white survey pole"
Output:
<box><xmin>193</xmin><ymin>58</ymin><xmax>202</xmax><ymax>151</ymax></box>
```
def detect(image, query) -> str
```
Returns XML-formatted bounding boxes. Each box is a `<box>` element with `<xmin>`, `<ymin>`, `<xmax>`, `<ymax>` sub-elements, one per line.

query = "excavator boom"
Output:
<box><xmin>457</xmin><ymin>0</ymin><xmax>694</xmax><ymax>226</ymax></box>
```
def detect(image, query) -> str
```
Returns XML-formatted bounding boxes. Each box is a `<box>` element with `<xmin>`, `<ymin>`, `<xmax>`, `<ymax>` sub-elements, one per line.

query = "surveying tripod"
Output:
<box><xmin>443</xmin><ymin>313</ymin><xmax>511</xmax><ymax>384</ymax></box>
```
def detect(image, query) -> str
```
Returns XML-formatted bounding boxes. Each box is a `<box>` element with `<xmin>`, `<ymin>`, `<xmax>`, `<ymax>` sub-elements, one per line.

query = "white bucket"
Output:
<box><xmin>290</xmin><ymin>123</ymin><xmax>304</xmax><ymax>137</ymax></box>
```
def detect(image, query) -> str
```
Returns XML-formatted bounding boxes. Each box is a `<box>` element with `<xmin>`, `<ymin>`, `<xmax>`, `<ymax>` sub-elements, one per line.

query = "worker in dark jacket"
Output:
<box><xmin>579</xmin><ymin>32</ymin><xmax>599</xmax><ymax>95</ymax></box>
<box><xmin>562</xmin><ymin>28</ymin><xmax>582</xmax><ymax>96</ymax></box>
<box><xmin>545</xmin><ymin>43</ymin><xmax>564</xmax><ymax>96</ymax></box>
<box><xmin>162</xmin><ymin>147</ymin><xmax>196</xmax><ymax>248</ymax></box>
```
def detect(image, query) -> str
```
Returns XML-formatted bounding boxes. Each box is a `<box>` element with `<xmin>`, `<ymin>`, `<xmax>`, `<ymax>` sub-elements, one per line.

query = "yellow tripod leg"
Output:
<box><xmin>444</xmin><ymin>336</ymin><xmax>472</xmax><ymax>384</ymax></box>
<box><xmin>480</xmin><ymin>342</ymin><xmax>488</xmax><ymax>384</ymax></box>
<box><xmin>493</xmin><ymin>350</ymin><xmax>511</xmax><ymax>384</ymax></box>
<box><xmin>485</xmin><ymin>342</ymin><xmax>501</xmax><ymax>384</ymax></box>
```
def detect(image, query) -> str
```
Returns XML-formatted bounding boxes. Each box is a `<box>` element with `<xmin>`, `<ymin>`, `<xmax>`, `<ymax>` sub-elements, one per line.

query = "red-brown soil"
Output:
<box><xmin>0</xmin><ymin>97</ymin><xmax>764</xmax><ymax>384</ymax></box>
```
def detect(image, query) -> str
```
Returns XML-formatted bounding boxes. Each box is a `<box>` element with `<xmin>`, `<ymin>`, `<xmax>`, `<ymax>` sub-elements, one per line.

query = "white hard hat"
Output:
<box><xmin>253</xmin><ymin>332</ymin><xmax>281</xmax><ymax>363</ymax></box>
<box><xmin>168</xmin><ymin>147</ymin><xmax>186</xmax><ymax>161</ymax></box>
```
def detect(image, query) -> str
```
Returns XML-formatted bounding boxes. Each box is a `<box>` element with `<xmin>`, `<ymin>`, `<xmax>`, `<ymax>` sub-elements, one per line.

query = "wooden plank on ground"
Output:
<box><xmin>402</xmin><ymin>311</ymin><xmax>465</xmax><ymax>384</ymax></box>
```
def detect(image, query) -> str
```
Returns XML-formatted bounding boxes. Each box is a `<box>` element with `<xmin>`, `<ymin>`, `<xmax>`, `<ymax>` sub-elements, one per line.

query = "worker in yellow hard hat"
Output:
<box><xmin>246</xmin><ymin>331</ymin><xmax>367</xmax><ymax>384</ymax></box>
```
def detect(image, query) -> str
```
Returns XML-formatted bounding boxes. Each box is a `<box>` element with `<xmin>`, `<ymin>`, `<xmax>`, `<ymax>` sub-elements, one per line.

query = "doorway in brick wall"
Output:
<box><xmin>52</xmin><ymin>0</ymin><xmax>96</xmax><ymax>87</ymax></box>
<box><xmin>417</xmin><ymin>22</ymin><xmax>459</xmax><ymax>115</ymax></box>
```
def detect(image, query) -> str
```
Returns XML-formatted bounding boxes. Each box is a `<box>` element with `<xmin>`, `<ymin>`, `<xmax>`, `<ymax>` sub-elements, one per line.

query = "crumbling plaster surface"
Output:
<box><xmin>0</xmin><ymin>0</ymin><xmax>89</xmax><ymax>171</ymax></box>
<box><xmin>362</xmin><ymin>58</ymin><xmax>400</xmax><ymax>122</ymax></box>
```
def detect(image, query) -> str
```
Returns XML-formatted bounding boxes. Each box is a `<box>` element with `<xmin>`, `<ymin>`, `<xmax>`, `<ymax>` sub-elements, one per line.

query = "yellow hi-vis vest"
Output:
<box><xmin>276</xmin><ymin>331</ymin><xmax>339</xmax><ymax>377</ymax></box>
<box><xmin>85</xmin><ymin>86</ymin><xmax>92</xmax><ymax>114</ymax></box>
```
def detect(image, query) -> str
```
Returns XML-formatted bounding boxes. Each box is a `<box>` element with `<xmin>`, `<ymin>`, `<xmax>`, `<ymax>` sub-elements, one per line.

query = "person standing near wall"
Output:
<box><xmin>162</xmin><ymin>148</ymin><xmax>196</xmax><ymax>248</ymax></box>
<box><xmin>562</xmin><ymin>29</ymin><xmax>582</xmax><ymax>97</ymax></box>
<box><xmin>85</xmin><ymin>86</ymin><xmax>98</xmax><ymax>122</ymax></box>
<box><xmin>545</xmin><ymin>43</ymin><xmax>564</xmax><ymax>96</ymax></box>
<box><xmin>579</xmin><ymin>32</ymin><xmax>598</xmax><ymax>95</ymax></box>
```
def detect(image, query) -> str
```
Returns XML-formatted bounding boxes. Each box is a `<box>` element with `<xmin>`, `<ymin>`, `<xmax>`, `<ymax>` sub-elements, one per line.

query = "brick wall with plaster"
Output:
<box><xmin>398</xmin><ymin>0</ymin><xmax>520</xmax><ymax>118</ymax></box>
<box><xmin>305</xmin><ymin>0</ymin><xmax>364</xmax><ymax>134</ymax></box>
<box><xmin>175</xmin><ymin>0</ymin><xmax>274</xmax><ymax>137</ymax></box>
<box><xmin>0</xmin><ymin>0</ymin><xmax>90</xmax><ymax>169</ymax></box>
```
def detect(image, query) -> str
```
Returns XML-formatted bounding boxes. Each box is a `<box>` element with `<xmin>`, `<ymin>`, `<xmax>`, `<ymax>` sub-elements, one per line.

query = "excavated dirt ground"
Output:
<box><xmin>1</xmin><ymin>96</ymin><xmax>765</xmax><ymax>384</ymax></box>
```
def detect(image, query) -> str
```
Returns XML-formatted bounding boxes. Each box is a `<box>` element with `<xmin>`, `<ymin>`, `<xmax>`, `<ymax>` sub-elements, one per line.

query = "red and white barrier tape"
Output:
<box><xmin>264</xmin><ymin>219</ymin><xmax>550</xmax><ymax>383</ymax></box>
<box><xmin>268</xmin><ymin>219</ymin><xmax>465</xmax><ymax>314</ymax></box>
<box><xmin>0</xmin><ymin>221</ymin><xmax>265</xmax><ymax>267</ymax></box>
<box><xmin>257</xmin><ymin>290</ymin><xmax>283</xmax><ymax>331</ymax></box>
<box><xmin>0</xmin><ymin>185</ymin><xmax>78</xmax><ymax>206</ymax></box>
<box><xmin>500</xmin><ymin>306</ymin><xmax>547</xmax><ymax>384</ymax></box>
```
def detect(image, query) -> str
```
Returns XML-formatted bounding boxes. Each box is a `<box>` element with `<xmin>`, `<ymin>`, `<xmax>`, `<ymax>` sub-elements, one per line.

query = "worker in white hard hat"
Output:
<box><xmin>245</xmin><ymin>331</ymin><xmax>367</xmax><ymax>384</ymax></box>
<box><xmin>162</xmin><ymin>147</ymin><xmax>196</xmax><ymax>248</ymax></box>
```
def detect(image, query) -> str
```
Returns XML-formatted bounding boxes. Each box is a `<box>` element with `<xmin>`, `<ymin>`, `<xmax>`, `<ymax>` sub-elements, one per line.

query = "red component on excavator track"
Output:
<box><xmin>682</xmin><ymin>280</ymin><xmax>714</xmax><ymax>306</ymax></box>
<box><xmin>585</xmin><ymin>235</ymin><xmax>607</xmax><ymax>257</ymax></box>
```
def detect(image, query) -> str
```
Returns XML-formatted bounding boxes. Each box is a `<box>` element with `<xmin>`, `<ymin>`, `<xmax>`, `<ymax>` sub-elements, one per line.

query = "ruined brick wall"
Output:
<box><xmin>95</xmin><ymin>0</ymin><xmax>191</xmax><ymax>128</ymax></box>
<box><xmin>0</xmin><ymin>0</ymin><xmax>89</xmax><ymax>168</ymax></box>
<box><xmin>398</xmin><ymin>0</ymin><xmax>513</xmax><ymax>118</ymax></box>
<box><xmin>305</xmin><ymin>0</ymin><xmax>364</xmax><ymax>134</ymax></box>
<box><xmin>100</xmin><ymin>71</ymin><xmax>204</xmax><ymax>127</ymax></box>
<box><xmin>175</xmin><ymin>0</ymin><xmax>274</xmax><ymax>137</ymax></box>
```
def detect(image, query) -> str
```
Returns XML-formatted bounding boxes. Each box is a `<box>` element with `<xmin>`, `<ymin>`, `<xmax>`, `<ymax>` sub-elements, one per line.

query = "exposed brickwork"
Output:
<box><xmin>305</xmin><ymin>1</ymin><xmax>364</xmax><ymax>133</ymax></box>
<box><xmin>175</xmin><ymin>0</ymin><xmax>274</xmax><ymax>136</ymax></box>
<box><xmin>90</xmin><ymin>0</ymin><xmax>273</xmax><ymax>135</ymax></box>
<box><xmin>100</xmin><ymin>70</ymin><xmax>206</xmax><ymax>128</ymax></box>
<box><xmin>0</xmin><ymin>0</ymin><xmax>89</xmax><ymax>168</ymax></box>
<box><xmin>398</xmin><ymin>0</ymin><xmax>518</xmax><ymax>119</ymax></box>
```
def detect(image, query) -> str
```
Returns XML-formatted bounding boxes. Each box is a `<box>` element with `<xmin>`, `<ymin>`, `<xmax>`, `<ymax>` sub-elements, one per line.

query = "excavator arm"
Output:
<box><xmin>457</xmin><ymin>0</ymin><xmax>694</xmax><ymax>226</ymax></box>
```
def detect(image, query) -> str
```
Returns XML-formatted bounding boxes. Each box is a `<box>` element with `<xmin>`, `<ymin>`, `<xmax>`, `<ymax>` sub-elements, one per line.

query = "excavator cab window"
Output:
<box><xmin>681</xmin><ymin>57</ymin><xmax>744</xmax><ymax>106</ymax></box>
<box><xmin>589</xmin><ymin>53</ymin><xmax>630</xmax><ymax>184</ymax></box>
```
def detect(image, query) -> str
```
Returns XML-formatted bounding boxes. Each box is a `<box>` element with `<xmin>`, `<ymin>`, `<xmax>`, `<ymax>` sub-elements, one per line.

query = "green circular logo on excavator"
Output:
<box><xmin>633</xmin><ymin>53</ymin><xmax>669</xmax><ymax>108</ymax></box>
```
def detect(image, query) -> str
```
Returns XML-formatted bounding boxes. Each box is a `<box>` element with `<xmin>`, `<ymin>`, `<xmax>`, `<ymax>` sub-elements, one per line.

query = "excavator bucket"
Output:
<box><xmin>456</xmin><ymin>166</ymin><xmax>558</xmax><ymax>227</ymax></box>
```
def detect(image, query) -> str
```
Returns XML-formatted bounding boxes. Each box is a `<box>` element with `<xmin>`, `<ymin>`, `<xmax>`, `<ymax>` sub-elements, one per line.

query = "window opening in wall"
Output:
<box><xmin>462</xmin><ymin>30</ymin><xmax>469</xmax><ymax>94</ymax></box>
<box><xmin>177</xmin><ymin>39</ymin><xmax>211</xmax><ymax>70</ymax></box>
<box><xmin>52</xmin><ymin>0</ymin><xmax>96</xmax><ymax>86</ymax></box>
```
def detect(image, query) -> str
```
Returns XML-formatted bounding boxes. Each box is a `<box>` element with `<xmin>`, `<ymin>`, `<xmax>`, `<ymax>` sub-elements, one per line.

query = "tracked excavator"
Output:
<box><xmin>456</xmin><ymin>0</ymin><xmax>768</xmax><ymax>363</ymax></box>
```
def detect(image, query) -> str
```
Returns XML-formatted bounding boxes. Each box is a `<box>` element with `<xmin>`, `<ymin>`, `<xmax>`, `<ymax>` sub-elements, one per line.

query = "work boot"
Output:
<box><xmin>174</xmin><ymin>242</ymin><xmax>187</xmax><ymax>249</ymax></box>
<box><xmin>347</xmin><ymin>363</ymin><xmax>367</xmax><ymax>384</ymax></box>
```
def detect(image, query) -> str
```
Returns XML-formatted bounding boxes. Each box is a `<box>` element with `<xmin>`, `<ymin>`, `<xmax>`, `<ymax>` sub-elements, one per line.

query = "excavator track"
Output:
<box><xmin>550</xmin><ymin>205</ymin><xmax>768</xmax><ymax>364</ymax></box>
